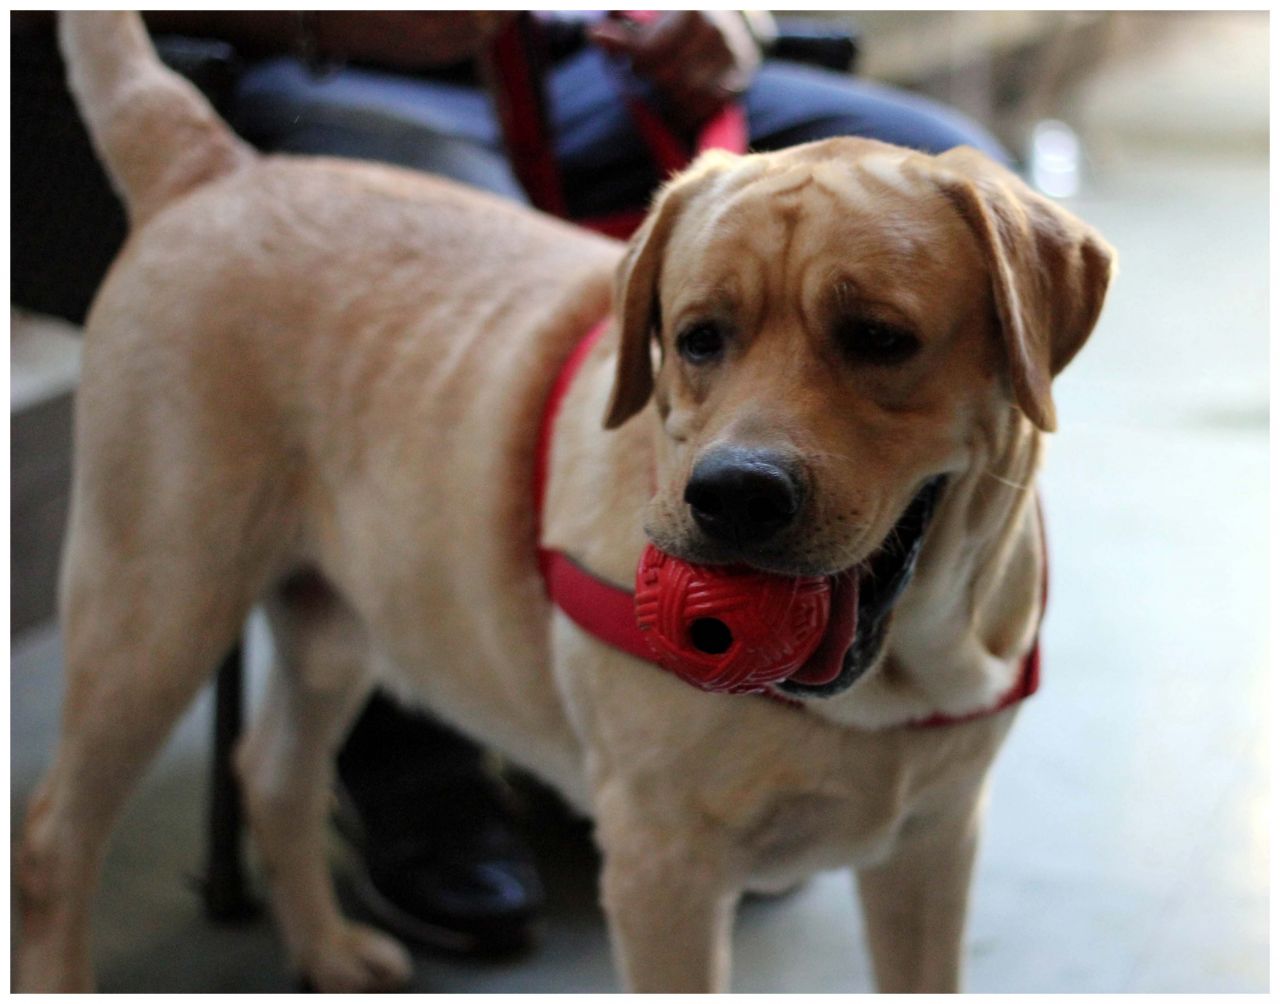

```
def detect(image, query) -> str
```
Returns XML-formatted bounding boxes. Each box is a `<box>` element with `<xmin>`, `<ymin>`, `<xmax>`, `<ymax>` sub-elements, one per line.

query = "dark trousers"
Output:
<box><xmin>232</xmin><ymin>45</ymin><xmax>1009</xmax><ymax>218</ymax></box>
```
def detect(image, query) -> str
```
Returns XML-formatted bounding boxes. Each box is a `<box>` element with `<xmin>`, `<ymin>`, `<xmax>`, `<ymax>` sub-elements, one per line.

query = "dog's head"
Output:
<box><xmin>604</xmin><ymin>138</ymin><xmax>1113</xmax><ymax>696</ymax></box>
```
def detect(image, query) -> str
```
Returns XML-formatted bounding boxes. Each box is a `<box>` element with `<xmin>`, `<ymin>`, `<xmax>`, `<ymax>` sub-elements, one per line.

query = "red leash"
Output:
<box><xmin>488</xmin><ymin>12</ymin><xmax>748</xmax><ymax>239</ymax></box>
<box><xmin>487</xmin><ymin>15</ymin><xmax>568</xmax><ymax>218</ymax></box>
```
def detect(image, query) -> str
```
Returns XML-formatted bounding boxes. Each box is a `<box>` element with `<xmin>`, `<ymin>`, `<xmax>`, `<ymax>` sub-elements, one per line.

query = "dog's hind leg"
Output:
<box><xmin>15</xmin><ymin>496</ymin><xmax>276</xmax><ymax>991</ymax></box>
<box><xmin>236</xmin><ymin>574</ymin><xmax>412</xmax><ymax>992</ymax></box>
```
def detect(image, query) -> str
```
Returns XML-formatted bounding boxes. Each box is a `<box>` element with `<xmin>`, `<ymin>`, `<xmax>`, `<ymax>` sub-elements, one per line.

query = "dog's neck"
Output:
<box><xmin>542</xmin><ymin>333</ymin><xmax>1046</xmax><ymax>731</ymax></box>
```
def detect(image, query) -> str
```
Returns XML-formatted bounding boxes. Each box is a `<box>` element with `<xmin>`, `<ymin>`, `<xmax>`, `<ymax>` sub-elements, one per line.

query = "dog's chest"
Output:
<box><xmin>708</xmin><ymin>714</ymin><xmax>1009</xmax><ymax>887</ymax></box>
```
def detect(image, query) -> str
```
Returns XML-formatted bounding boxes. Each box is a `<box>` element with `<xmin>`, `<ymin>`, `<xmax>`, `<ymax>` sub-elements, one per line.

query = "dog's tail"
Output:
<box><xmin>58</xmin><ymin>11</ymin><xmax>254</xmax><ymax>227</ymax></box>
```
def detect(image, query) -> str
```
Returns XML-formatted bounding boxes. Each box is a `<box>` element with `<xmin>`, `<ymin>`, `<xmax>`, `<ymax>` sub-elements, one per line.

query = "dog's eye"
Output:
<box><xmin>677</xmin><ymin>322</ymin><xmax>726</xmax><ymax>365</ymax></box>
<box><xmin>839</xmin><ymin>319</ymin><xmax>921</xmax><ymax>366</ymax></box>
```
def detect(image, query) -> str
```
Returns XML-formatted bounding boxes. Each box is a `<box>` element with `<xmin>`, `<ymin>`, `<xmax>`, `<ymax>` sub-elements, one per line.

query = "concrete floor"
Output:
<box><xmin>10</xmin><ymin>13</ymin><xmax>1269</xmax><ymax>994</ymax></box>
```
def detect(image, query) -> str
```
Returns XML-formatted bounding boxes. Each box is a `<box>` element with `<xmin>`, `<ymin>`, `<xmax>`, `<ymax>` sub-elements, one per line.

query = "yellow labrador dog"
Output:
<box><xmin>17</xmin><ymin>12</ymin><xmax>1112</xmax><ymax>993</ymax></box>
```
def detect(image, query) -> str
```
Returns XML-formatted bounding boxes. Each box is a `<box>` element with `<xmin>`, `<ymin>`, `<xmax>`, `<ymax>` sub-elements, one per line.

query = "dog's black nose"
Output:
<box><xmin>684</xmin><ymin>448</ymin><xmax>802</xmax><ymax>546</ymax></box>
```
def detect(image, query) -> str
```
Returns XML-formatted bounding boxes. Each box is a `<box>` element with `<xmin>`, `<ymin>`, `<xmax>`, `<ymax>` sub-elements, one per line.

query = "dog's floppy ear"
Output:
<box><xmin>603</xmin><ymin>151</ymin><xmax>737</xmax><ymax>430</ymax></box>
<box><xmin>931</xmin><ymin>147</ymin><xmax>1115</xmax><ymax>432</ymax></box>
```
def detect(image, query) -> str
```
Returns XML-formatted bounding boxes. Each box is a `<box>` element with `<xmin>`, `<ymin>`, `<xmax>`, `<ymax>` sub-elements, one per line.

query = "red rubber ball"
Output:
<box><xmin>634</xmin><ymin>544</ymin><xmax>831</xmax><ymax>694</ymax></box>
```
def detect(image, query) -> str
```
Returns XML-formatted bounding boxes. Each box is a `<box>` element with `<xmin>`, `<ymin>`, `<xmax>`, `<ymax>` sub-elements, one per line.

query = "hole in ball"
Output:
<box><xmin>689</xmin><ymin>617</ymin><xmax>734</xmax><ymax>655</ymax></box>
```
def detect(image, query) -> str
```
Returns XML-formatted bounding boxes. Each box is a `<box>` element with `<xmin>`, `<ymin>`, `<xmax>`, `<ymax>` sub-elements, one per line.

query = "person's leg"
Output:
<box><xmin>231</xmin><ymin>56</ymin><xmax>544</xmax><ymax>955</ymax></box>
<box><xmin>743</xmin><ymin>60</ymin><xmax>1011</xmax><ymax>163</ymax></box>
<box><xmin>545</xmin><ymin>49</ymin><xmax>1011</xmax><ymax>223</ymax></box>
<box><xmin>232</xmin><ymin>57</ymin><xmax>527</xmax><ymax>201</ymax></box>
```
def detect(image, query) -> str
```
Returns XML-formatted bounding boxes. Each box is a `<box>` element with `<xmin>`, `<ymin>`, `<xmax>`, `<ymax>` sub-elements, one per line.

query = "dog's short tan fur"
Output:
<box><xmin>16</xmin><ymin>13</ymin><xmax>1113</xmax><ymax>993</ymax></box>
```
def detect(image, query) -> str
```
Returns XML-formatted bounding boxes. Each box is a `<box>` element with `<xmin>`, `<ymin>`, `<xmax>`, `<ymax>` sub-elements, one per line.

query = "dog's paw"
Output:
<box><xmin>301</xmin><ymin>921</ymin><xmax>413</xmax><ymax>993</ymax></box>
<box><xmin>13</xmin><ymin>959</ymin><xmax>95</xmax><ymax>994</ymax></box>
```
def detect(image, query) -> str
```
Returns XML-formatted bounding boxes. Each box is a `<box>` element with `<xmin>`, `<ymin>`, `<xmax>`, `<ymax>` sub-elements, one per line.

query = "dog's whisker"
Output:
<box><xmin>981</xmin><ymin>467</ymin><xmax>1031</xmax><ymax>491</ymax></box>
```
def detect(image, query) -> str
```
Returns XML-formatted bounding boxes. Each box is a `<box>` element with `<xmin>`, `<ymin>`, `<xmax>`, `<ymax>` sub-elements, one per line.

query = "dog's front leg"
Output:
<box><xmin>595</xmin><ymin>784</ymin><xmax>738</xmax><ymax>992</ymax></box>
<box><xmin>854</xmin><ymin>792</ymin><xmax>984</xmax><ymax>993</ymax></box>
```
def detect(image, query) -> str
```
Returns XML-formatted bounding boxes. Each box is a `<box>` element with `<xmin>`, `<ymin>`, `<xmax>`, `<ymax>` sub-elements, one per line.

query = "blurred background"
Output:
<box><xmin>11</xmin><ymin>10</ymin><xmax>1269</xmax><ymax>992</ymax></box>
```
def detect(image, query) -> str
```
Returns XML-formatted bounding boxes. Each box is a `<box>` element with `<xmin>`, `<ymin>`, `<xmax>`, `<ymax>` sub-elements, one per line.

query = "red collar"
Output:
<box><xmin>534</xmin><ymin>321</ymin><xmax>1042</xmax><ymax>726</ymax></box>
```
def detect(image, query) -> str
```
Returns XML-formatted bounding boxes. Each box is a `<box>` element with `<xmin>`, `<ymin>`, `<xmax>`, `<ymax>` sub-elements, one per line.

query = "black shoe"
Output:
<box><xmin>336</xmin><ymin>696</ymin><xmax>545</xmax><ymax>957</ymax></box>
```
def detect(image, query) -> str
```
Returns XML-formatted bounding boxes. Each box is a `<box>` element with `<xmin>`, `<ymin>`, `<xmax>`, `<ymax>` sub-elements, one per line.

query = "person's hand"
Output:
<box><xmin>311</xmin><ymin>11</ymin><xmax>516</xmax><ymax>70</ymax></box>
<box><xmin>587</xmin><ymin>12</ymin><xmax>761</xmax><ymax>132</ymax></box>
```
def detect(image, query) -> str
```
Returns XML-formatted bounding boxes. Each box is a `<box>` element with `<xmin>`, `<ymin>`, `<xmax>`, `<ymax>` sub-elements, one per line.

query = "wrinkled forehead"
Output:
<box><xmin>660</xmin><ymin>152</ymin><xmax>983</xmax><ymax>321</ymax></box>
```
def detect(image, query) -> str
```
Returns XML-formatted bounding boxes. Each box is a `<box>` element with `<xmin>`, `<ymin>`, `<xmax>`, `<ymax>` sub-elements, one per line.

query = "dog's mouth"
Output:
<box><xmin>777</xmin><ymin>475</ymin><xmax>946</xmax><ymax>700</ymax></box>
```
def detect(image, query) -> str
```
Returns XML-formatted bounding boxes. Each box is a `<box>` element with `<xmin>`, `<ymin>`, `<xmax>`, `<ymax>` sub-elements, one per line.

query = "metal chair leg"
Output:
<box><xmin>200</xmin><ymin>642</ymin><xmax>260</xmax><ymax>922</ymax></box>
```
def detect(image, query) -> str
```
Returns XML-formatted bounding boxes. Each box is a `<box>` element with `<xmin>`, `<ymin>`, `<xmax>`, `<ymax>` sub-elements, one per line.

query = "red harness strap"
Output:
<box><xmin>534</xmin><ymin>322</ymin><xmax>653</xmax><ymax>663</ymax></box>
<box><xmin>533</xmin><ymin>323</ymin><xmax>1044</xmax><ymax>726</ymax></box>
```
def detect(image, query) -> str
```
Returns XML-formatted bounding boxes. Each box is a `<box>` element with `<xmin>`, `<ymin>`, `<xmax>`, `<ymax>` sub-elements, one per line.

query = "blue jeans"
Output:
<box><xmin>232</xmin><ymin>47</ymin><xmax>1009</xmax><ymax>217</ymax></box>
